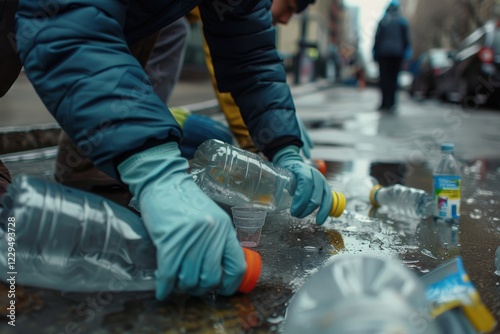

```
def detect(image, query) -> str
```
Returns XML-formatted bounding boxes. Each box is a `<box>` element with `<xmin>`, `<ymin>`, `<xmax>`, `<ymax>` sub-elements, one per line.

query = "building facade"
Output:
<box><xmin>409</xmin><ymin>0</ymin><xmax>499</xmax><ymax>57</ymax></box>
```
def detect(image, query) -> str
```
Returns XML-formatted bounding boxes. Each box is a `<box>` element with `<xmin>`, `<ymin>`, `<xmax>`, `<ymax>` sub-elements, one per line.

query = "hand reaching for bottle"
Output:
<box><xmin>272</xmin><ymin>145</ymin><xmax>333</xmax><ymax>225</ymax></box>
<box><xmin>118</xmin><ymin>142</ymin><xmax>246</xmax><ymax>299</ymax></box>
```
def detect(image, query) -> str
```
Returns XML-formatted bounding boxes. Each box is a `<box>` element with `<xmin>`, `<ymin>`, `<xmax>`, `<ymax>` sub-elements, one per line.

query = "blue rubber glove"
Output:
<box><xmin>296</xmin><ymin>115</ymin><xmax>313</xmax><ymax>159</ymax></box>
<box><xmin>118</xmin><ymin>142</ymin><xmax>246</xmax><ymax>300</ymax></box>
<box><xmin>272</xmin><ymin>145</ymin><xmax>332</xmax><ymax>225</ymax></box>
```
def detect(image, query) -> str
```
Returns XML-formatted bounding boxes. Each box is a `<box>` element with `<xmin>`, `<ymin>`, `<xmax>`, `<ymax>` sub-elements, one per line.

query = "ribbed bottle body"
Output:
<box><xmin>191</xmin><ymin>139</ymin><xmax>296</xmax><ymax>212</ymax></box>
<box><xmin>0</xmin><ymin>175</ymin><xmax>156</xmax><ymax>292</ymax></box>
<box><xmin>374</xmin><ymin>184</ymin><xmax>434</xmax><ymax>218</ymax></box>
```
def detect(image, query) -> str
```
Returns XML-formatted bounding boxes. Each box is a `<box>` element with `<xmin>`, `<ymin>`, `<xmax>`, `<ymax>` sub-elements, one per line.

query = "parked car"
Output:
<box><xmin>435</xmin><ymin>20</ymin><xmax>500</xmax><ymax>106</ymax></box>
<box><xmin>409</xmin><ymin>48</ymin><xmax>453</xmax><ymax>98</ymax></box>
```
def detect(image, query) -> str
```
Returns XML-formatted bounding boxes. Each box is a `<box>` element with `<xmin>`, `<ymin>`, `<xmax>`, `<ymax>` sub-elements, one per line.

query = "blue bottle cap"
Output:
<box><xmin>441</xmin><ymin>143</ymin><xmax>454</xmax><ymax>152</ymax></box>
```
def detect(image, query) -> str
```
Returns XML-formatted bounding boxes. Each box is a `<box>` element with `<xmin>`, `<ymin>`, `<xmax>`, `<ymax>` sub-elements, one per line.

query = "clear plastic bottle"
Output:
<box><xmin>190</xmin><ymin>139</ymin><xmax>345</xmax><ymax>217</ymax></box>
<box><xmin>433</xmin><ymin>143</ymin><xmax>461</xmax><ymax>223</ymax></box>
<box><xmin>345</xmin><ymin>176</ymin><xmax>434</xmax><ymax>218</ymax></box>
<box><xmin>0</xmin><ymin>175</ymin><xmax>261</xmax><ymax>293</ymax></box>
<box><xmin>284</xmin><ymin>254</ymin><xmax>441</xmax><ymax>334</ymax></box>
<box><xmin>371</xmin><ymin>184</ymin><xmax>435</xmax><ymax>219</ymax></box>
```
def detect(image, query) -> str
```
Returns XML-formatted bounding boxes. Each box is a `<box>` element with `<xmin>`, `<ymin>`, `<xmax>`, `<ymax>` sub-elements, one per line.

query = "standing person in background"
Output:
<box><xmin>373</xmin><ymin>0</ymin><xmax>412</xmax><ymax>112</ymax></box>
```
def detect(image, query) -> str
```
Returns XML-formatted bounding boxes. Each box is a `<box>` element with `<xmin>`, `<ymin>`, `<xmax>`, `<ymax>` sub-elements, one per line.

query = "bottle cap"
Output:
<box><xmin>441</xmin><ymin>143</ymin><xmax>455</xmax><ymax>152</ymax></box>
<box><xmin>369</xmin><ymin>184</ymin><xmax>383</xmax><ymax>207</ymax></box>
<box><xmin>238</xmin><ymin>248</ymin><xmax>262</xmax><ymax>293</ymax></box>
<box><xmin>329</xmin><ymin>191</ymin><xmax>346</xmax><ymax>217</ymax></box>
<box><xmin>314</xmin><ymin>159</ymin><xmax>327</xmax><ymax>176</ymax></box>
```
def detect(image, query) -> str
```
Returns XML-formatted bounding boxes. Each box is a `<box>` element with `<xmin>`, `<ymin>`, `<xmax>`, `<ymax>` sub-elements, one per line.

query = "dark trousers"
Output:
<box><xmin>378</xmin><ymin>57</ymin><xmax>403</xmax><ymax>109</ymax></box>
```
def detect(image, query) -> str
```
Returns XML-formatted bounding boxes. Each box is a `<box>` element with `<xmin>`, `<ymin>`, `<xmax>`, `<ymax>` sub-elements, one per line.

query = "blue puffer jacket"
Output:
<box><xmin>15</xmin><ymin>0</ymin><xmax>301</xmax><ymax>178</ymax></box>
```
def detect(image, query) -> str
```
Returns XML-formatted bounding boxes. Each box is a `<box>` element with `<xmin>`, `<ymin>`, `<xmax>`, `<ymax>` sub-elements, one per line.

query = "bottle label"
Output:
<box><xmin>433</xmin><ymin>175</ymin><xmax>461</xmax><ymax>219</ymax></box>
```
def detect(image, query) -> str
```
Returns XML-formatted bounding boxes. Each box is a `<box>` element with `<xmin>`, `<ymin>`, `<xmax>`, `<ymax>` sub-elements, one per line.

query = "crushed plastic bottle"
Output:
<box><xmin>371</xmin><ymin>184</ymin><xmax>434</xmax><ymax>219</ymax></box>
<box><xmin>0</xmin><ymin>175</ymin><xmax>261</xmax><ymax>293</ymax></box>
<box><xmin>190</xmin><ymin>139</ymin><xmax>345</xmax><ymax>217</ymax></box>
<box><xmin>433</xmin><ymin>143</ymin><xmax>461</xmax><ymax>223</ymax></box>
<box><xmin>344</xmin><ymin>176</ymin><xmax>434</xmax><ymax>218</ymax></box>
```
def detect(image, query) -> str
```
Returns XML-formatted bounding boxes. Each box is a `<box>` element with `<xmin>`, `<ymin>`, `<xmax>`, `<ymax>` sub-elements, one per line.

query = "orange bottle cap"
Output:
<box><xmin>238</xmin><ymin>248</ymin><xmax>262</xmax><ymax>293</ymax></box>
<box><xmin>314</xmin><ymin>159</ymin><xmax>327</xmax><ymax>176</ymax></box>
<box><xmin>329</xmin><ymin>191</ymin><xmax>346</xmax><ymax>217</ymax></box>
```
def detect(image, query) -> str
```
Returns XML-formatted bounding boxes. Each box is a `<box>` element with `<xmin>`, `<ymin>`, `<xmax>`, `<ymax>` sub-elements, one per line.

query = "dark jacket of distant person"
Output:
<box><xmin>373</xmin><ymin>4</ymin><xmax>412</xmax><ymax>61</ymax></box>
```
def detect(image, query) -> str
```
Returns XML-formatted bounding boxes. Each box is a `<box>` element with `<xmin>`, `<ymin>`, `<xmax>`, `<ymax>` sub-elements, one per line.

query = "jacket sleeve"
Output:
<box><xmin>198</xmin><ymin>0</ymin><xmax>302</xmax><ymax>159</ymax></box>
<box><xmin>15</xmin><ymin>0</ymin><xmax>182</xmax><ymax>178</ymax></box>
<box><xmin>401</xmin><ymin>19</ymin><xmax>413</xmax><ymax>60</ymax></box>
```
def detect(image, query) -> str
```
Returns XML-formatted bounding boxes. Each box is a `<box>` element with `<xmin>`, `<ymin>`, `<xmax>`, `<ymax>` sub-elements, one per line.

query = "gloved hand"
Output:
<box><xmin>272</xmin><ymin>145</ymin><xmax>332</xmax><ymax>225</ymax></box>
<box><xmin>118</xmin><ymin>142</ymin><xmax>246</xmax><ymax>300</ymax></box>
<box><xmin>296</xmin><ymin>115</ymin><xmax>313</xmax><ymax>159</ymax></box>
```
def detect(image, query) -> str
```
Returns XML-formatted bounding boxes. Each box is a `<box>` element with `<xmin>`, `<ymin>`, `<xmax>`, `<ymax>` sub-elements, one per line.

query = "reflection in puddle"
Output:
<box><xmin>324</xmin><ymin>229</ymin><xmax>345</xmax><ymax>254</ymax></box>
<box><xmin>323</xmin><ymin>160</ymin><xmax>469</xmax><ymax>270</ymax></box>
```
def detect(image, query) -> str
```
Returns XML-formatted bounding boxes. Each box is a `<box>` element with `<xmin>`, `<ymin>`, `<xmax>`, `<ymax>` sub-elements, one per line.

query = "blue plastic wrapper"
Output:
<box><xmin>421</xmin><ymin>257</ymin><xmax>496</xmax><ymax>333</ymax></box>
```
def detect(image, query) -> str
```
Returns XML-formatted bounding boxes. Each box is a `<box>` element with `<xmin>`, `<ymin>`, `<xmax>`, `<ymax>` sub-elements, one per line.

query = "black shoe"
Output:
<box><xmin>0</xmin><ymin>0</ymin><xmax>22</xmax><ymax>97</ymax></box>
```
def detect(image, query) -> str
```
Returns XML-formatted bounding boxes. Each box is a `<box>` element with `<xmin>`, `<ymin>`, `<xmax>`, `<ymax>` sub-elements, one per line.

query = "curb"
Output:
<box><xmin>0</xmin><ymin>123</ymin><xmax>61</xmax><ymax>155</ymax></box>
<box><xmin>0</xmin><ymin>80</ymin><xmax>334</xmax><ymax>155</ymax></box>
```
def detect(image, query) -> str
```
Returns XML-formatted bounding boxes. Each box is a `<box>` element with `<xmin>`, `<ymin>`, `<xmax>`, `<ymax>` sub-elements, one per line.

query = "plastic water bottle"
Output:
<box><xmin>190</xmin><ymin>139</ymin><xmax>346</xmax><ymax>217</ymax></box>
<box><xmin>433</xmin><ymin>143</ymin><xmax>461</xmax><ymax>223</ymax></box>
<box><xmin>0</xmin><ymin>175</ymin><xmax>260</xmax><ymax>293</ymax></box>
<box><xmin>0</xmin><ymin>175</ymin><xmax>156</xmax><ymax>292</ymax></box>
<box><xmin>345</xmin><ymin>176</ymin><xmax>434</xmax><ymax>218</ymax></box>
<box><xmin>371</xmin><ymin>184</ymin><xmax>435</xmax><ymax>218</ymax></box>
<box><xmin>284</xmin><ymin>254</ymin><xmax>441</xmax><ymax>334</ymax></box>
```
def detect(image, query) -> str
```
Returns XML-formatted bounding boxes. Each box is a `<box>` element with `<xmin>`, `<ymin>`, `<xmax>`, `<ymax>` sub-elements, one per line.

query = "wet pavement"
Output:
<box><xmin>1</xmin><ymin>85</ymin><xmax>500</xmax><ymax>333</ymax></box>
